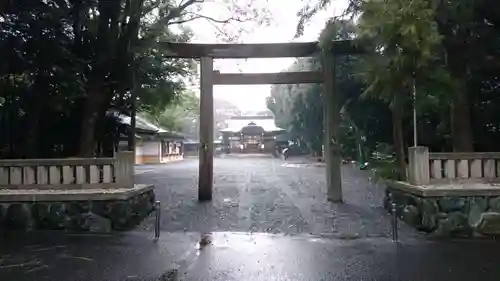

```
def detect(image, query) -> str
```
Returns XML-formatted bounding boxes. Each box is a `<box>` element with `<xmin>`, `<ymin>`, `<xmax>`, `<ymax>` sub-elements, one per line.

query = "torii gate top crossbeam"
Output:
<box><xmin>161</xmin><ymin>40</ymin><xmax>362</xmax><ymax>59</ymax></box>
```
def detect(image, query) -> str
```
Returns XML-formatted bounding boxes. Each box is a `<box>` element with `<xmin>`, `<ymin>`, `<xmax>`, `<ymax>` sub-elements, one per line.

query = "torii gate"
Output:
<box><xmin>164</xmin><ymin>40</ymin><xmax>361</xmax><ymax>203</ymax></box>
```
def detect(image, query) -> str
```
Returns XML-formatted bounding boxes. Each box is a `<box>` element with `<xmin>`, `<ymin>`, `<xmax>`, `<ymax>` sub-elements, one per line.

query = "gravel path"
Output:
<box><xmin>135</xmin><ymin>155</ymin><xmax>415</xmax><ymax>238</ymax></box>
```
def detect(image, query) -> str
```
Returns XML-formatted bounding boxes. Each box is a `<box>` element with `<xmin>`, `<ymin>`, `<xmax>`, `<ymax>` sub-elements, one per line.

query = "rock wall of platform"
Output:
<box><xmin>0</xmin><ymin>189</ymin><xmax>155</xmax><ymax>232</ymax></box>
<box><xmin>385</xmin><ymin>187</ymin><xmax>500</xmax><ymax>237</ymax></box>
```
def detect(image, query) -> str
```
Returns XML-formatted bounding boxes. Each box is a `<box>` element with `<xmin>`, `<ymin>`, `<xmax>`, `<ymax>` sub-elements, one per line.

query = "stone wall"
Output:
<box><xmin>0</xmin><ymin>189</ymin><xmax>155</xmax><ymax>232</ymax></box>
<box><xmin>384</xmin><ymin>187</ymin><xmax>500</xmax><ymax>237</ymax></box>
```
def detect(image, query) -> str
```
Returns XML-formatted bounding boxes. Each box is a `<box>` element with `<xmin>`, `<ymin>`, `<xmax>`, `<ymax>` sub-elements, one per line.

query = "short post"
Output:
<box><xmin>408</xmin><ymin>146</ymin><xmax>430</xmax><ymax>185</ymax></box>
<box><xmin>115</xmin><ymin>151</ymin><xmax>135</xmax><ymax>188</ymax></box>
<box><xmin>391</xmin><ymin>202</ymin><xmax>398</xmax><ymax>242</ymax></box>
<box><xmin>154</xmin><ymin>200</ymin><xmax>161</xmax><ymax>239</ymax></box>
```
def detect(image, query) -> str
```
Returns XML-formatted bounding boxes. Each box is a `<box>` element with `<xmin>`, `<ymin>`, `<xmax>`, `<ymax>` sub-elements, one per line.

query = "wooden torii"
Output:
<box><xmin>163</xmin><ymin>40</ymin><xmax>361</xmax><ymax>202</ymax></box>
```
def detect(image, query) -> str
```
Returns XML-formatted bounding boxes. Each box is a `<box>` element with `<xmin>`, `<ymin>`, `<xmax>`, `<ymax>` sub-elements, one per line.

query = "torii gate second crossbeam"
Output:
<box><xmin>163</xmin><ymin>40</ymin><xmax>362</xmax><ymax>203</ymax></box>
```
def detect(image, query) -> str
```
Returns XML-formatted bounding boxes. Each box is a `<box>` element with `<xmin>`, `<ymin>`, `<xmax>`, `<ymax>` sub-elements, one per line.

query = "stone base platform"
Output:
<box><xmin>0</xmin><ymin>184</ymin><xmax>155</xmax><ymax>232</ymax></box>
<box><xmin>385</xmin><ymin>180</ymin><xmax>500</xmax><ymax>237</ymax></box>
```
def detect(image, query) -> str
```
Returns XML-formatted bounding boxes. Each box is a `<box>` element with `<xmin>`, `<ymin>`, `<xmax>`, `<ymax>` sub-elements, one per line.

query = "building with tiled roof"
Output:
<box><xmin>219</xmin><ymin>115</ymin><xmax>288</xmax><ymax>154</ymax></box>
<box><xmin>114</xmin><ymin>113</ymin><xmax>185</xmax><ymax>164</ymax></box>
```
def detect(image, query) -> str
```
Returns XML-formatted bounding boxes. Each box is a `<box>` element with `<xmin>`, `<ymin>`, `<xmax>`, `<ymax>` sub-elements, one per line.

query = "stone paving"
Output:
<box><xmin>135</xmin><ymin>155</ymin><xmax>415</xmax><ymax>238</ymax></box>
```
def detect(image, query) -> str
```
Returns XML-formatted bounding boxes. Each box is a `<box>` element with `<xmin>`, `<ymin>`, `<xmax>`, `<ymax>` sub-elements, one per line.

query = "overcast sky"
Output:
<box><xmin>185</xmin><ymin>0</ymin><xmax>348</xmax><ymax>112</ymax></box>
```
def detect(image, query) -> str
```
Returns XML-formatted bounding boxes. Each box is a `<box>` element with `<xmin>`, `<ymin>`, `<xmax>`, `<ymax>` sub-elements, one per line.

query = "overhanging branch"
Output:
<box><xmin>168</xmin><ymin>12</ymin><xmax>248</xmax><ymax>25</ymax></box>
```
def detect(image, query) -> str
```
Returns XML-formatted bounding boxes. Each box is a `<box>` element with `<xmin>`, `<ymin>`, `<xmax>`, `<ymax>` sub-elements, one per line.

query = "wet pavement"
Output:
<box><xmin>2</xmin><ymin>155</ymin><xmax>500</xmax><ymax>280</ymax></box>
<box><xmin>2</xmin><ymin>231</ymin><xmax>500</xmax><ymax>280</ymax></box>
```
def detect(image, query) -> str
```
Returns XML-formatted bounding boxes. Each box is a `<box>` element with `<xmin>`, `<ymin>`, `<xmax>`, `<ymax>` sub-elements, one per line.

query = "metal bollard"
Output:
<box><xmin>391</xmin><ymin>202</ymin><xmax>398</xmax><ymax>242</ymax></box>
<box><xmin>154</xmin><ymin>201</ymin><xmax>161</xmax><ymax>239</ymax></box>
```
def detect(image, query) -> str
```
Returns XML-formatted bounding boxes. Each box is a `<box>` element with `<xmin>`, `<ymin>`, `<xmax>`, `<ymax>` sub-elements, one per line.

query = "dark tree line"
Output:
<box><xmin>270</xmin><ymin>0</ymin><xmax>500</xmax><ymax>177</ymax></box>
<box><xmin>0</xmin><ymin>0</ymin><xmax>266</xmax><ymax>159</ymax></box>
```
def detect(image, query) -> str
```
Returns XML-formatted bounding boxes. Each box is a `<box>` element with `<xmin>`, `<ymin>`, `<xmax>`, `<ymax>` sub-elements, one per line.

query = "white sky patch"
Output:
<box><xmin>184</xmin><ymin>0</ymin><xmax>349</xmax><ymax>112</ymax></box>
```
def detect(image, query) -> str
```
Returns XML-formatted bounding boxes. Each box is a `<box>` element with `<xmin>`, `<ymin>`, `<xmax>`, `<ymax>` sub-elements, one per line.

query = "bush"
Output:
<box><xmin>370</xmin><ymin>143</ymin><xmax>405</xmax><ymax>181</ymax></box>
<box><xmin>372</xmin><ymin>161</ymin><xmax>404</xmax><ymax>182</ymax></box>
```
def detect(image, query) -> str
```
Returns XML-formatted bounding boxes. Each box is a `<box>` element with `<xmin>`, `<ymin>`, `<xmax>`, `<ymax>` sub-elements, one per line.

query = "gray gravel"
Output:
<box><xmin>135</xmin><ymin>155</ymin><xmax>416</xmax><ymax>238</ymax></box>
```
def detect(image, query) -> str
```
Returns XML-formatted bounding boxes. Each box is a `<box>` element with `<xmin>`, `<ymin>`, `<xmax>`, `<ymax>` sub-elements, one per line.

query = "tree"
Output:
<box><xmin>0</xmin><ymin>1</ymin><xmax>89</xmax><ymax>158</ymax></box>
<box><xmin>268</xmin><ymin>20</ymin><xmax>379</xmax><ymax>158</ymax></box>
<box><xmin>295</xmin><ymin>0</ymin><xmax>361</xmax><ymax>37</ymax></box>
<box><xmin>293</xmin><ymin>0</ymin><xmax>500</xmax><ymax>180</ymax></box>
<box><xmin>141</xmin><ymin>89</ymin><xmax>199</xmax><ymax>135</ymax></box>
<box><xmin>266</xmin><ymin>58</ymin><xmax>321</xmax><ymax>151</ymax></box>
<box><xmin>350</xmin><ymin>0</ymin><xmax>446</xmax><ymax>173</ymax></box>
<box><xmin>0</xmin><ymin>0</ymin><xmax>269</xmax><ymax>158</ymax></box>
<box><xmin>297</xmin><ymin>0</ymin><xmax>500</xmax><ymax>154</ymax></box>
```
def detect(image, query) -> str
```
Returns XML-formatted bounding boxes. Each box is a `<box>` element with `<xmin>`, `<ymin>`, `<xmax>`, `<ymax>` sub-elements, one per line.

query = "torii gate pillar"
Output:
<box><xmin>198</xmin><ymin>57</ymin><xmax>214</xmax><ymax>201</ymax></box>
<box><xmin>322</xmin><ymin>50</ymin><xmax>342</xmax><ymax>202</ymax></box>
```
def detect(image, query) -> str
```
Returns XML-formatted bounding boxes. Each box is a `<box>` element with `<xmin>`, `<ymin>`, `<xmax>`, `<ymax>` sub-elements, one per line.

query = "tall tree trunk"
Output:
<box><xmin>78</xmin><ymin>88</ymin><xmax>106</xmax><ymax>157</ymax></box>
<box><xmin>76</xmin><ymin>0</ymin><xmax>144</xmax><ymax>157</ymax></box>
<box><xmin>392</xmin><ymin>91</ymin><xmax>406</xmax><ymax>179</ymax></box>
<box><xmin>22</xmin><ymin>106</ymin><xmax>42</xmax><ymax>158</ymax></box>
<box><xmin>450</xmin><ymin>84</ymin><xmax>474</xmax><ymax>152</ymax></box>
<box><xmin>441</xmin><ymin>26</ymin><xmax>475</xmax><ymax>152</ymax></box>
<box><xmin>76</xmin><ymin>1</ymin><xmax>119</xmax><ymax>157</ymax></box>
<box><xmin>22</xmin><ymin>76</ymin><xmax>48</xmax><ymax>158</ymax></box>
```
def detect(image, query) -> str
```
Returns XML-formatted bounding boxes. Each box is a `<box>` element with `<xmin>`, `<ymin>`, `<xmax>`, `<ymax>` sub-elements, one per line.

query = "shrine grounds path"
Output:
<box><xmin>4</xmin><ymin>155</ymin><xmax>500</xmax><ymax>280</ymax></box>
<box><xmin>135</xmin><ymin>154</ymin><xmax>416</xmax><ymax>238</ymax></box>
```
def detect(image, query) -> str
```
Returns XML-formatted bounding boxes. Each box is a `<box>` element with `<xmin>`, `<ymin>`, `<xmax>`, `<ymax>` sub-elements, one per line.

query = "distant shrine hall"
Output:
<box><xmin>219</xmin><ymin>115</ymin><xmax>288</xmax><ymax>154</ymax></box>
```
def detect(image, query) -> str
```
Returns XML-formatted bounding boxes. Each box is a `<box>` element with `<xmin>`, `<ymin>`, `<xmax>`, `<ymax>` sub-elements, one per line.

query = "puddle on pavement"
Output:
<box><xmin>195</xmin><ymin>233</ymin><xmax>213</xmax><ymax>255</ymax></box>
<box><xmin>157</xmin><ymin>268</ymin><xmax>178</xmax><ymax>281</ymax></box>
<box><xmin>192</xmin><ymin>232</ymin><xmax>278</xmax><ymax>256</ymax></box>
<box><xmin>281</xmin><ymin>163</ymin><xmax>303</xmax><ymax>168</ymax></box>
<box><xmin>222</xmin><ymin>198</ymin><xmax>238</xmax><ymax>207</ymax></box>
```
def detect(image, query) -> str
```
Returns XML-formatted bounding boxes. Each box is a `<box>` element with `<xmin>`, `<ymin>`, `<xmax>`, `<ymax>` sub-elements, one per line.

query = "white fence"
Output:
<box><xmin>0</xmin><ymin>151</ymin><xmax>134</xmax><ymax>189</ymax></box>
<box><xmin>408</xmin><ymin>147</ymin><xmax>500</xmax><ymax>185</ymax></box>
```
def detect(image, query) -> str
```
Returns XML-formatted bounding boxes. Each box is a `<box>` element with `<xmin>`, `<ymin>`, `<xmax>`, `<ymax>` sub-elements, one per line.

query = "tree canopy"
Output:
<box><xmin>0</xmin><ymin>0</ymin><xmax>268</xmax><ymax>158</ymax></box>
<box><xmin>270</xmin><ymin>0</ymin><xmax>500</xmax><ymax>178</ymax></box>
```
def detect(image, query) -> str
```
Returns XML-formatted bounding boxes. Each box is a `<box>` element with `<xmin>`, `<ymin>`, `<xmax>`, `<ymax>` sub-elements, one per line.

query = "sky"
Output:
<box><xmin>184</xmin><ymin>0</ymin><xmax>349</xmax><ymax>112</ymax></box>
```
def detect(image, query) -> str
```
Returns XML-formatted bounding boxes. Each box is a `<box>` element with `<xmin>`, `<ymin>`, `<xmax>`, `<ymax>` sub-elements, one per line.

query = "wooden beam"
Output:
<box><xmin>323</xmin><ymin>51</ymin><xmax>343</xmax><ymax>202</ymax></box>
<box><xmin>161</xmin><ymin>40</ymin><xmax>363</xmax><ymax>58</ymax></box>
<box><xmin>213</xmin><ymin>71</ymin><xmax>323</xmax><ymax>85</ymax></box>
<box><xmin>198</xmin><ymin>57</ymin><xmax>214</xmax><ymax>201</ymax></box>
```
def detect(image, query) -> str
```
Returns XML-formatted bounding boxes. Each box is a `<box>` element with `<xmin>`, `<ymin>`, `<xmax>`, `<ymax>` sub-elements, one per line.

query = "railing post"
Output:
<box><xmin>391</xmin><ymin>202</ymin><xmax>398</xmax><ymax>242</ymax></box>
<box><xmin>115</xmin><ymin>151</ymin><xmax>134</xmax><ymax>188</ymax></box>
<box><xmin>408</xmin><ymin>146</ymin><xmax>430</xmax><ymax>185</ymax></box>
<box><xmin>154</xmin><ymin>200</ymin><xmax>161</xmax><ymax>239</ymax></box>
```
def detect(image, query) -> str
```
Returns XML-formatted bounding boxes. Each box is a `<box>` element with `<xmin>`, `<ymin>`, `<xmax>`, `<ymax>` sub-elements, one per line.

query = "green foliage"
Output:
<box><xmin>353</xmin><ymin>0</ymin><xmax>451</xmax><ymax>170</ymax></box>
<box><xmin>357</xmin><ymin>0</ymin><xmax>447</xmax><ymax>101</ymax></box>
<box><xmin>296</xmin><ymin>0</ymin><xmax>361</xmax><ymax>38</ymax></box>
<box><xmin>290</xmin><ymin>0</ymin><xmax>500</xmax><ymax>180</ymax></box>
<box><xmin>141</xmin><ymin>90</ymin><xmax>199</xmax><ymax>136</ymax></box>
<box><xmin>268</xmin><ymin>20</ymin><xmax>390</xmax><ymax>158</ymax></box>
<box><xmin>300</xmin><ymin>0</ymin><xmax>500</xmax><ymax>152</ymax></box>
<box><xmin>267</xmin><ymin>57</ymin><xmax>324</xmax><ymax>154</ymax></box>
<box><xmin>0</xmin><ymin>0</ymin><xmax>193</xmax><ymax>157</ymax></box>
<box><xmin>373</xmin><ymin>161</ymin><xmax>403</xmax><ymax>182</ymax></box>
<box><xmin>0</xmin><ymin>0</ymin><xmax>267</xmax><ymax>158</ymax></box>
<box><xmin>369</xmin><ymin>143</ymin><xmax>405</xmax><ymax>181</ymax></box>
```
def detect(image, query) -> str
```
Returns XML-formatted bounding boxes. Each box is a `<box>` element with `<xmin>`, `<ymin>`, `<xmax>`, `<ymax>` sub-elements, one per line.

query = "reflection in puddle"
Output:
<box><xmin>158</xmin><ymin>268</ymin><xmax>178</xmax><ymax>281</ymax></box>
<box><xmin>281</xmin><ymin>163</ymin><xmax>303</xmax><ymax>168</ymax></box>
<box><xmin>195</xmin><ymin>233</ymin><xmax>213</xmax><ymax>255</ymax></box>
<box><xmin>199</xmin><ymin>233</ymin><xmax>213</xmax><ymax>248</ymax></box>
<box><xmin>192</xmin><ymin>232</ymin><xmax>278</xmax><ymax>255</ymax></box>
